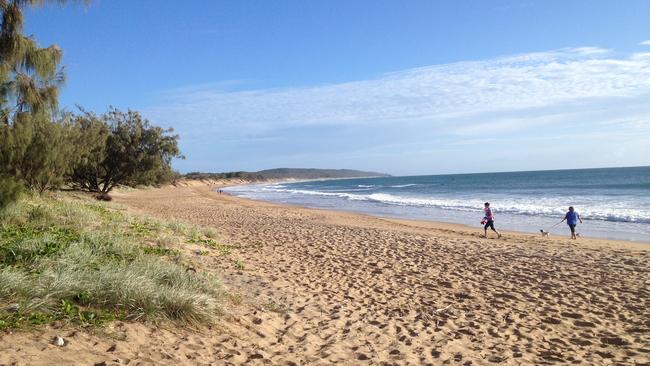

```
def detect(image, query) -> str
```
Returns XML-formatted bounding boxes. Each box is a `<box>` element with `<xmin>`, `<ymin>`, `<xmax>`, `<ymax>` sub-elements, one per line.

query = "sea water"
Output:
<box><xmin>223</xmin><ymin>166</ymin><xmax>650</xmax><ymax>243</ymax></box>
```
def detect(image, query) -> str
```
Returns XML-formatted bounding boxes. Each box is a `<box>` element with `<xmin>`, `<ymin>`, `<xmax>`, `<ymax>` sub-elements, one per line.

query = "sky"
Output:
<box><xmin>26</xmin><ymin>0</ymin><xmax>650</xmax><ymax>176</ymax></box>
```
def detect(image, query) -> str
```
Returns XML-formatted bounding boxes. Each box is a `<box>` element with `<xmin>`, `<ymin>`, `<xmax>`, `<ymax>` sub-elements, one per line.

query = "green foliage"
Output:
<box><xmin>0</xmin><ymin>2</ymin><xmax>195</xmax><ymax>327</ymax></box>
<box><xmin>0</xmin><ymin>1</ymin><xmax>81</xmax><ymax>197</ymax></box>
<box><xmin>1</xmin><ymin>3</ymin><xmax>178</xmax><ymax>198</ymax></box>
<box><xmin>129</xmin><ymin>218</ymin><xmax>160</xmax><ymax>236</ymax></box>
<box><xmin>83</xmin><ymin>202</ymin><xmax>123</xmax><ymax>221</ymax></box>
<box><xmin>3</xmin><ymin>116</ymin><xmax>54</xmax><ymax>193</ymax></box>
<box><xmin>187</xmin><ymin>236</ymin><xmax>217</xmax><ymax>248</ymax></box>
<box><xmin>58</xmin><ymin>299</ymin><xmax>119</xmax><ymax>325</ymax></box>
<box><xmin>183</xmin><ymin>168</ymin><xmax>390</xmax><ymax>182</ymax></box>
<box><xmin>0</xmin><ymin>300</ymin><xmax>118</xmax><ymax>330</ymax></box>
<box><xmin>0</xmin><ymin>194</ymin><xmax>224</xmax><ymax>329</ymax></box>
<box><xmin>0</xmin><ymin>175</ymin><xmax>22</xmax><ymax>210</ymax></box>
<box><xmin>65</xmin><ymin>109</ymin><xmax>108</xmax><ymax>192</ymax></box>
<box><xmin>187</xmin><ymin>236</ymin><xmax>233</xmax><ymax>256</ymax></box>
<box><xmin>4</xmin><ymin>115</ymin><xmax>78</xmax><ymax>193</ymax></box>
<box><xmin>233</xmin><ymin>259</ymin><xmax>245</xmax><ymax>270</ymax></box>
<box><xmin>0</xmin><ymin>111</ymin><xmax>23</xmax><ymax>208</ymax></box>
<box><xmin>0</xmin><ymin>224</ymin><xmax>80</xmax><ymax>265</ymax></box>
<box><xmin>0</xmin><ymin>312</ymin><xmax>57</xmax><ymax>329</ymax></box>
<box><xmin>142</xmin><ymin>246</ymin><xmax>180</xmax><ymax>257</ymax></box>
<box><xmin>0</xmin><ymin>1</ymin><xmax>64</xmax><ymax>117</ymax></box>
<box><xmin>68</xmin><ymin>108</ymin><xmax>183</xmax><ymax>193</ymax></box>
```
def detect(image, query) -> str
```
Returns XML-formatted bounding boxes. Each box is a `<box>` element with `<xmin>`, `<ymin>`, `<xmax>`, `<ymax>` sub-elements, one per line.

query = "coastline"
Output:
<box><xmin>3</xmin><ymin>181</ymin><xmax>648</xmax><ymax>365</ymax></box>
<box><xmin>116</xmin><ymin>182</ymin><xmax>649</xmax><ymax>365</ymax></box>
<box><xmin>219</xmin><ymin>179</ymin><xmax>650</xmax><ymax>248</ymax></box>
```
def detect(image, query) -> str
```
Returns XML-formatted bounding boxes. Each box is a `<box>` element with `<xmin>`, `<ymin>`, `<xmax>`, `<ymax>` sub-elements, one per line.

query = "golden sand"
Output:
<box><xmin>2</xmin><ymin>182</ymin><xmax>648</xmax><ymax>365</ymax></box>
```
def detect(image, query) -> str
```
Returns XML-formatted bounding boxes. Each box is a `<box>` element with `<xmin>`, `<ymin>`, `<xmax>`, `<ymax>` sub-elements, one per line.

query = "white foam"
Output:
<box><xmin>239</xmin><ymin>186</ymin><xmax>650</xmax><ymax>224</ymax></box>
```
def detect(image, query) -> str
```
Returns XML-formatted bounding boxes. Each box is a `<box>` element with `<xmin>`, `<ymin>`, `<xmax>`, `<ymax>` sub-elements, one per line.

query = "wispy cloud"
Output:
<box><xmin>143</xmin><ymin>46</ymin><xmax>650</xmax><ymax>173</ymax></box>
<box><xmin>639</xmin><ymin>39</ymin><xmax>650</xmax><ymax>45</ymax></box>
<box><xmin>146</xmin><ymin>47</ymin><xmax>650</xmax><ymax>137</ymax></box>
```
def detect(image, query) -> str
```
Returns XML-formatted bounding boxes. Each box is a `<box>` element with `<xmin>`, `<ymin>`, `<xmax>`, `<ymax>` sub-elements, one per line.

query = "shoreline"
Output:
<box><xmin>4</xmin><ymin>181</ymin><xmax>647</xmax><ymax>365</ymax></box>
<box><xmin>217</xmin><ymin>180</ymin><xmax>650</xmax><ymax>248</ymax></box>
<box><xmin>114</xmin><ymin>182</ymin><xmax>649</xmax><ymax>364</ymax></box>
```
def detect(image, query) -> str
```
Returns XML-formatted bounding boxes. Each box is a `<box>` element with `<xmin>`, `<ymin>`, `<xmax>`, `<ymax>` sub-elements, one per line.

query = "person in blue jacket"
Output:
<box><xmin>560</xmin><ymin>206</ymin><xmax>583</xmax><ymax>239</ymax></box>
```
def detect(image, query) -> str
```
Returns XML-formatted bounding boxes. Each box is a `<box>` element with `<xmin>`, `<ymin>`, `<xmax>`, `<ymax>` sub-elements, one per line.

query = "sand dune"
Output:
<box><xmin>1</xmin><ymin>183</ymin><xmax>648</xmax><ymax>365</ymax></box>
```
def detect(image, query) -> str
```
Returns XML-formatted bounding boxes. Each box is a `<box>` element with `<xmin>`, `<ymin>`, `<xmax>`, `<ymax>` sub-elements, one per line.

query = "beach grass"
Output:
<box><xmin>0</xmin><ymin>193</ymin><xmax>225</xmax><ymax>329</ymax></box>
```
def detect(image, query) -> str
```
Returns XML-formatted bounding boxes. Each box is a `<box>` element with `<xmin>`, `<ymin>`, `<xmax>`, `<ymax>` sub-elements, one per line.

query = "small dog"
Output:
<box><xmin>540</xmin><ymin>229</ymin><xmax>550</xmax><ymax>237</ymax></box>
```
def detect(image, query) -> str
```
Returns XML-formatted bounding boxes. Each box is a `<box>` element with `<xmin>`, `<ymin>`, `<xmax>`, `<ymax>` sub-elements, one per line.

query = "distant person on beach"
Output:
<box><xmin>560</xmin><ymin>206</ymin><xmax>583</xmax><ymax>239</ymax></box>
<box><xmin>481</xmin><ymin>202</ymin><xmax>501</xmax><ymax>239</ymax></box>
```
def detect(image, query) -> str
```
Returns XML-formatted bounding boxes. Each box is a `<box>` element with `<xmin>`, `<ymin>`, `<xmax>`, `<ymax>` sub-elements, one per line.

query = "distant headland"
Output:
<box><xmin>183</xmin><ymin>168</ymin><xmax>391</xmax><ymax>182</ymax></box>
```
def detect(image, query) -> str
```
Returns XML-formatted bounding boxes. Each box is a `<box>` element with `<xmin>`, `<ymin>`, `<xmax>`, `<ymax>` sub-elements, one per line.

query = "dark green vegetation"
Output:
<box><xmin>0</xmin><ymin>1</ymin><xmax>222</xmax><ymax>331</ymax></box>
<box><xmin>0</xmin><ymin>1</ymin><xmax>181</xmax><ymax>210</ymax></box>
<box><xmin>0</xmin><ymin>0</ymin><xmax>68</xmax><ymax>201</ymax></box>
<box><xmin>67</xmin><ymin>108</ymin><xmax>182</xmax><ymax>193</ymax></box>
<box><xmin>185</xmin><ymin>168</ymin><xmax>390</xmax><ymax>181</ymax></box>
<box><xmin>0</xmin><ymin>194</ymin><xmax>224</xmax><ymax>329</ymax></box>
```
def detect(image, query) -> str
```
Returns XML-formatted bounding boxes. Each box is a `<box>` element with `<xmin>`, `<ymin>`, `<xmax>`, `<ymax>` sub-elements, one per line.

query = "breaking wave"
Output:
<box><xmin>248</xmin><ymin>186</ymin><xmax>650</xmax><ymax>224</ymax></box>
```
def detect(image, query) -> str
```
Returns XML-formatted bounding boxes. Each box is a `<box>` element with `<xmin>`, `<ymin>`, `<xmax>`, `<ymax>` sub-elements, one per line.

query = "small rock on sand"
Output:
<box><xmin>52</xmin><ymin>336</ymin><xmax>65</xmax><ymax>346</ymax></box>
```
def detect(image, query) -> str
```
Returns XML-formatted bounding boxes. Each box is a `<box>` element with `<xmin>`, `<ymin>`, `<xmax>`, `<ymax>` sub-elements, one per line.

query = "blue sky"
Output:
<box><xmin>27</xmin><ymin>0</ymin><xmax>650</xmax><ymax>175</ymax></box>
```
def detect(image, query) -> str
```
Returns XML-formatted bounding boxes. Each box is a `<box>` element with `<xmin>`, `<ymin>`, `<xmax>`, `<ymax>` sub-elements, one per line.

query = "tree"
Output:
<box><xmin>16</xmin><ymin>114</ymin><xmax>79</xmax><ymax>193</ymax></box>
<box><xmin>69</xmin><ymin>108</ymin><xmax>182</xmax><ymax>193</ymax></box>
<box><xmin>0</xmin><ymin>0</ymin><xmax>65</xmax><ymax>119</ymax></box>
<box><xmin>65</xmin><ymin>110</ymin><xmax>109</xmax><ymax>192</ymax></box>
<box><xmin>0</xmin><ymin>0</ymin><xmax>74</xmax><ymax>204</ymax></box>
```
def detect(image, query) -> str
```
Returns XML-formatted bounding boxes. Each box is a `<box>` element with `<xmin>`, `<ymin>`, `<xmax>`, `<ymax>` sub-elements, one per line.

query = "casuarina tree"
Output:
<box><xmin>69</xmin><ymin>108</ymin><xmax>182</xmax><ymax>193</ymax></box>
<box><xmin>0</xmin><ymin>0</ymin><xmax>71</xmax><ymax>206</ymax></box>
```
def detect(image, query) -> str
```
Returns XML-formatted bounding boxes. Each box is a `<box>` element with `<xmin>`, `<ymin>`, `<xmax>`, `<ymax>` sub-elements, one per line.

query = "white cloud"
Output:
<box><xmin>598</xmin><ymin>118</ymin><xmax>650</xmax><ymax>131</ymax></box>
<box><xmin>639</xmin><ymin>39</ymin><xmax>650</xmax><ymax>45</ymax></box>
<box><xmin>568</xmin><ymin>46</ymin><xmax>611</xmax><ymax>55</ymax></box>
<box><xmin>145</xmin><ymin>47</ymin><xmax>650</xmax><ymax>142</ymax></box>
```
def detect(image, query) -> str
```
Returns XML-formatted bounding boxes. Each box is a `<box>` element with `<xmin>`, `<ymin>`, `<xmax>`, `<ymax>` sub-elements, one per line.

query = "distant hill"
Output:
<box><xmin>255</xmin><ymin>168</ymin><xmax>389</xmax><ymax>179</ymax></box>
<box><xmin>184</xmin><ymin>168</ymin><xmax>389</xmax><ymax>182</ymax></box>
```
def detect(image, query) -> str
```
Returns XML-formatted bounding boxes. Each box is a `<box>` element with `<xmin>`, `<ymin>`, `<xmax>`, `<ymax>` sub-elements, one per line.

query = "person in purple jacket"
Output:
<box><xmin>560</xmin><ymin>206</ymin><xmax>583</xmax><ymax>239</ymax></box>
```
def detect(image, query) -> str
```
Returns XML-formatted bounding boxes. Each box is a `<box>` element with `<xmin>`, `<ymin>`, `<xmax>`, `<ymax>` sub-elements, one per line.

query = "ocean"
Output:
<box><xmin>223</xmin><ymin>166</ymin><xmax>650</xmax><ymax>243</ymax></box>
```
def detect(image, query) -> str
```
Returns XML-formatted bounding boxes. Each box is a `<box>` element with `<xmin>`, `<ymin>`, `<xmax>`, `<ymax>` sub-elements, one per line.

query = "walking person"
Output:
<box><xmin>560</xmin><ymin>206</ymin><xmax>583</xmax><ymax>239</ymax></box>
<box><xmin>481</xmin><ymin>202</ymin><xmax>501</xmax><ymax>239</ymax></box>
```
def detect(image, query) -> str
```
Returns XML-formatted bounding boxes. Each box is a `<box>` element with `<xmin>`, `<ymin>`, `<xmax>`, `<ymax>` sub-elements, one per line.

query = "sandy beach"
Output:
<box><xmin>1</xmin><ymin>181</ymin><xmax>648</xmax><ymax>365</ymax></box>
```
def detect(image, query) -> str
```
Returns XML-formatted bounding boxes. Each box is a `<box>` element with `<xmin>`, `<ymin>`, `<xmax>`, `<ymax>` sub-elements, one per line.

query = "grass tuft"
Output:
<box><xmin>0</xmin><ymin>193</ymin><xmax>224</xmax><ymax>328</ymax></box>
